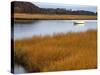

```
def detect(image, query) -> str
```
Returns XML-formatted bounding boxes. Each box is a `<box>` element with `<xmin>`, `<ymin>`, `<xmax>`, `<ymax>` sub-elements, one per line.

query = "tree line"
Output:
<box><xmin>39</xmin><ymin>8</ymin><xmax>97</xmax><ymax>15</ymax></box>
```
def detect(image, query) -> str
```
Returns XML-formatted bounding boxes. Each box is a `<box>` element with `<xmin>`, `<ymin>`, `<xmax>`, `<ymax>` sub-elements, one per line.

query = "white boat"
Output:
<box><xmin>73</xmin><ymin>20</ymin><xmax>85</xmax><ymax>26</ymax></box>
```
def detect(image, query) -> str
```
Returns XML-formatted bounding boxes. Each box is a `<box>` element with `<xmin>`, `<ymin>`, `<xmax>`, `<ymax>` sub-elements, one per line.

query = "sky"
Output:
<box><xmin>33</xmin><ymin>2</ymin><xmax>97</xmax><ymax>13</ymax></box>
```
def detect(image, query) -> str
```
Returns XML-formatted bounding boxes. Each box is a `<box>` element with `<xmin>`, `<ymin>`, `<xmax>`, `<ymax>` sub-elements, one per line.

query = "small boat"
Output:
<box><xmin>74</xmin><ymin>20</ymin><xmax>85</xmax><ymax>24</ymax></box>
<box><xmin>73</xmin><ymin>20</ymin><xmax>85</xmax><ymax>26</ymax></box>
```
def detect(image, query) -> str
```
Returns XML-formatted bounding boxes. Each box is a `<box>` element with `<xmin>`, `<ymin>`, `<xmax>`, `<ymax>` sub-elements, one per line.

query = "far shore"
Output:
<box><xmin>13</xmin><ymin>13</ymin><xmax>97</xmax><ymax>21</ymax></box>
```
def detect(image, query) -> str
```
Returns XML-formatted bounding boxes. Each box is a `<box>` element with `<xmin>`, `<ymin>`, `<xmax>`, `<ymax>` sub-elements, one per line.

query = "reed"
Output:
<box><xmin>14</xmin><ymin>30</ymin><xmax>97</xmax><ymax>72</ymax></box>
<box><xmin>14</xmin><ymin>13</ymin><xmax>97</xmax><ymax>20</ymax></box>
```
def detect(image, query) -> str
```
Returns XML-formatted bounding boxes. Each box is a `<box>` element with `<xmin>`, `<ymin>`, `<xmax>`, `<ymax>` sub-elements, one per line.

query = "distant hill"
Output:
<box><xmin>11</xmin><ymin>1</ymin><xmax>40</xmax><ymax>13</ymax></box>
<box><xmin>11</xmin><ymin>1</ymin><xmax>97</xmax><ymax>15</ymax></box>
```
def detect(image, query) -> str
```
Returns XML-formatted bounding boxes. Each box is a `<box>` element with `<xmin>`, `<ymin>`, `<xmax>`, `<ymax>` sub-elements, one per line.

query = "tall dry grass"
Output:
<box><xmin>14</xmin><ymin>13</ymin><xmax>97</xmax><ymax>20</ymax></box>
<box><xmin>14</xmin><ymin>30</ymin><xmax>97</xmax><ymax>72</ymax></box>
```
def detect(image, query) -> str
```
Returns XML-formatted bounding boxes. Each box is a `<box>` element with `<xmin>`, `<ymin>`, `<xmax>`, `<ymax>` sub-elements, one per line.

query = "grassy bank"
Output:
<box><xmin>13</xmin><ymin>13</ymin><xmax>97</xmax><ymax>20</ymax></box>
<box><xmin>14</xmin><ymin>30</ymin><xmax>97</xmax><ymax>72</ymax></box>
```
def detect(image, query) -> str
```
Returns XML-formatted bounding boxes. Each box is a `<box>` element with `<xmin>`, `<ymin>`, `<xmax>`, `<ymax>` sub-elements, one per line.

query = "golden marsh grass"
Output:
<box><xmin>14</xmin><ymin>30</ymin><xmax>97</xmax><ymax>72</ymax></box>
<box><xmin>14</xmin><ymin>13</ymin><xmax>97</xmax><ymax>20</ymax></box>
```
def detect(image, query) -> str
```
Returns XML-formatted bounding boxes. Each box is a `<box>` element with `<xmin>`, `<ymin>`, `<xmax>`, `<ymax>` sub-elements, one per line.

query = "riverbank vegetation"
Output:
<box><xmin>14</xmin><ymin>13</ymin><xmax>97</xmax><ymax>20</ymax></box>
<box><xmin>14</xmin><ymin>30</ymin><xmax>97</xmax><ymax>72</ymax></box>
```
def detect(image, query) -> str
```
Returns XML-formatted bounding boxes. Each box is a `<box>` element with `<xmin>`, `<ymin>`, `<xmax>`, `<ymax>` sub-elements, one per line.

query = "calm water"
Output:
<box><xmin>14</xmin><ymin>20</ymin><xmax>97</xmax><ymax>40</ymax></box>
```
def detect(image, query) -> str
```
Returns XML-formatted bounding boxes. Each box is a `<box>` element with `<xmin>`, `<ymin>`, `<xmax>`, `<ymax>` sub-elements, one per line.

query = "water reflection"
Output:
<box><xmin>14</xmin><ymin>20</ymin><xmax>39</xmax><ymax>24</ymax></box>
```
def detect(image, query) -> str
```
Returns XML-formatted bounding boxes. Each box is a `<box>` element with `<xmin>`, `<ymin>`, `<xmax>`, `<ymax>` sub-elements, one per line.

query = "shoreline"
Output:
<box><xmin>13</xmin><ymin>13</ymin><xmax>97</xmax><ymax>21</ymax></box>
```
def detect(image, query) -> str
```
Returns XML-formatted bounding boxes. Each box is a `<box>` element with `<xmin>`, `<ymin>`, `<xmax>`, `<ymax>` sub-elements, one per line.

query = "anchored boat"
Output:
<box><xmin>73</xmin><ymin>20</ymin><xmax>85</xmax><ymax>26</ymax></box>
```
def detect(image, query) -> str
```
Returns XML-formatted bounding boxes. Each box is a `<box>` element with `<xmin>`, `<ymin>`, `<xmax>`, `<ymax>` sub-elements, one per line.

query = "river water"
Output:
<box><xmin>14</xmin><ymin>20</ymin><xmax>97</xmax><ymax>40</ymax></box>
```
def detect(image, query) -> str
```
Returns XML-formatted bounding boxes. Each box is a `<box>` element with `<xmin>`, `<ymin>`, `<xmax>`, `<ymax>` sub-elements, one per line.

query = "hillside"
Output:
<box><xmin>11</xmin><ymin>1</ymin><xmax>97</xmax><ymax>15</ymax></box>
<box><xmin>11</xmin><ymin>1</ymin><xmax>40</xmax><ymax>13</ymax></box>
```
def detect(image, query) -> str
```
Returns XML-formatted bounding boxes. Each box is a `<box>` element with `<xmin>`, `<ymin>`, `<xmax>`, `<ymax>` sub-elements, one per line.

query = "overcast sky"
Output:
<box><xmin>33</xmin><ymin>2</ymin><xmax>97</xmax><ymax>13</ymax></box>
